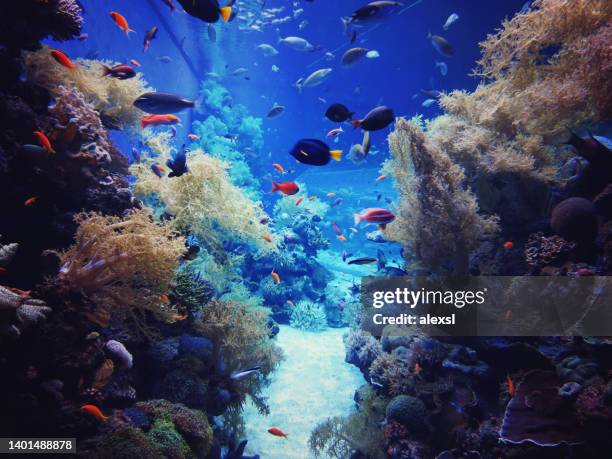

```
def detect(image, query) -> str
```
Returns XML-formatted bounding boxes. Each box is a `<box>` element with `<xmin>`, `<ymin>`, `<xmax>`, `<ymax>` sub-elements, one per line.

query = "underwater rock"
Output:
<box><xmin>0</xmin><ymin>285</ymin><xmax>52</xmax><ymax>337</ymax></box>
<box><xmin>385</xmin><ymin>395</ymin><xmax>428</xmax><ymax>433</ymax></box>
<box><xmin>105</xmin><ymin>340</ymin><xmax>133</xmax><ymax>369</ymax></box>
<box><xmin>206</xmin><ymin>387</ymin><xmax>231</xmax><ymax>416</ymax></box>
<box><xmin>344</xmin><ymin>330</ymin><xmax>382</xmax><ymax>377</ymax></box>
<box><xmin>442</xmin><ymin>345</ymin><xmax>489</xmax><ymax>378</ymax></box>
<box><xmin>499</xmin><ymin>369</ymin><xmax>584</xmax><ymax>447</ymax></box>
<box><xmin>575</xmin><ymin>382</ymin><xmax>612</xmax><ymax>433</ymax></box>
<box><xmin>0</xmin><ymin>239</ymin><xmax>18</xmax><ymax>267</ymax></box>
<box><xmin>102</xmin><ymin>380</ymin><xmax>137</xmax><ymax>407</ymax></box>
<box><xmin>594</xmin><ymin>184</ymin><xmax>612</xmax><ymax>221</ymax></box>
<box><xmin>558</xmin><ymin>382</ymin><xmax>582</xmax><ymax>399</ymax></box>
<box><xmin>551</xmin><ymin>197</ymin><xmax>599</xmax><ymax>243</ymax></box>
<box><xmin>556</xmin><ymin>355</ymin><xmax>600</xmax><ymax>385</ymax></box>
<box><xmin>178</xmin><ymin>335</ymin><xmax>213</xmax><ymax>362</ymax></box>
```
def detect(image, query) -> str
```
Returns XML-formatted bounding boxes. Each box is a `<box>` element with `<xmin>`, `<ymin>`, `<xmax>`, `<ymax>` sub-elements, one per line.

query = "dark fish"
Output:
<box><xmin>350</xmin><ymin>30</ymin><xmax>357</xmax><ymax>44</ymax></box>
<box><xmin>20</xmin><ymin>144</ymin><xmax>48</xmax><ymax>155</ymax></box>
<box><xmin>348</xmin><ymin>257</ymin><xmax>377</xmax><ymax>265</ymax></box>
<box><xmin>420</xmin><ymin>89</ymin><xmax>441</xmax><ymax>98</ymax></box>
<box><xmin>330</xmin><ymin>198</ymin><xmax>343</xmax><ymax>207</ymax></box>
<box><xmin>176</xmin><ymin>0</ymin><xmax>233</xmax><ymax>23</ymax></box>
<box><xmin>102</xmin><ymin>64</ymin><xmax>136</xmax><ymax>80</ymax></box>
<box><xmin>166</xmin><ymin>145</ymin><xmax>189</xmax><ymax>177</ymax></box>
<box><xmin>342</xmin><ymin>1</ymin><xmax>404</xmax><ymax>29</ymax></box>
<box><xmin>290</xmin><ymin>139</ymin><xmax>342</xmax><ymax>166</ymax></box>
<box><xmin>325</xmin><ymin>103</ymin><xmax>354</xmax><ymax>122</ymax></box>
<box><xmin>376</xmin><ymin>249</ymin><xmax>387</xmax><ymax>271</ymax></box>
<box><xmin>341</xmin><ymin>47</ymin><xmax>368</xmax><ymax>66</ymax></box>
<box><xmin>143</xmin><ymin>26</ymin><xmax>158</xmax><ymax>52</ymax></box>
<box><xmin>428</xmin><ymin>32</ymin><xmax>454</xmax><ymax>57</ymax></box>
<box><xmin>133</xmin><ymin>92</ymin><xmax>196</xmax><ymax>114</ymax></box>
<box><xmin>208</xmin><ymin>24</ymin><xmax>217</xmax><ymax>42</ymax></box>
<box><xmin>182</xmin><ymin>243</ymin><xmax>200</xmax><ymax>261</ymax></box>
<box><xmin>351</xmin><ymin>106</ymin><xmax>394</xmax><ymax>131</ymax></box>
<box><xmin>331</xmin><ymin>222</ymin><xmax>343</xmax><ymax>236</ymax></box>
<box><xmin>163</xmin><ymin>0</ymin><xmax>177</xmax><ymax>12</ymax></box>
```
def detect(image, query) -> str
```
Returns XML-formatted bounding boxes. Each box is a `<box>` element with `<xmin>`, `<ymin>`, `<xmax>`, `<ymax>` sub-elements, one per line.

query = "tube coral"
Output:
<box><xmin>24</xmin><ymin>47</ymin><xmax>153</xmax><ymax>132</ymax></box>
<box><xmin>387</xmin><ymin>118</ymin><xmax>499</xmax><ymax>275</ymax></box>
<box><xmin>57</xmin><ymin>209</ymin><xmax>185</xmax><ymax>332</ymax></box>
<box><xmin>131</xmin><ymin>133</ymin><xmax>274</xmax><ymax>252</ymax></box>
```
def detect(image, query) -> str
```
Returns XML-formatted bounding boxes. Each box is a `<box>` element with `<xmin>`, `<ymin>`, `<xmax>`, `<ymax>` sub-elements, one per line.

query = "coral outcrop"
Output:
<box><xmin>0</xmin><ymin>285</ymin><xmax>51</xmax><ymax>337</ymax></box>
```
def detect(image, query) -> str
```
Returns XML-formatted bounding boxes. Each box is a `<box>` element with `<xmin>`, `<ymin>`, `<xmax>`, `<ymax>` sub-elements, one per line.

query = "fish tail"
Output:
<box><xmin>330</xmin><ymin>150</ymin><xmax>342</xmax><ymax>161</ymax></box>
<box><xmin>275</xmin><ymin>28</ymin><xmax>282</xmax><ymax>44</ymax></box>
<box><xmin>271</xmin><ymin>180</ymin><xmax>279</xmax><ymax>192</ymax></box>
<box><xmin>140</xmin><ymin>119</ymin><xmax>148</xmax><ymax>129</ymax></box>
<box><xmin>427</xmin><ymin>31</ymin><xmax>431</xmax><ymax>39</ymax></box>
<box><xmin>354</xmin><ymin>214</ymin><xmax>361</xmax><ymax>225</ymax></box>
<box><xmin>340</xmin><ymin>17</ymin><xmax>350</xmax><ymax>33</ymax></box>
<box><xmin>219</xmin><ymin>6</ymin><xmax>232</xmax><ymax>22</ymax></box>
<box><xmin>350</xmin><ymin>119</ymin><xmax>361</xmax><ymax>129</ymax></box>
<box><xmin>101</xmin><ymin>64</ymin><xmax>111</xmax><ymax>77</ymax></box>
<box><xmin>379</xmin><ymin>224</ymin><xmax>387</xmax><ymax>231</ymax></box>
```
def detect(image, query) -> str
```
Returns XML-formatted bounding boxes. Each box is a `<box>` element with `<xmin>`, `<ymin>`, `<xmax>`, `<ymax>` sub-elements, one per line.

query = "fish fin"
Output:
<box><xmin>351</xmin><ymin>120</ymin><xmax>361</xmax><ymax>129</ymax></box>
<box><xmin>379</xmin><ymin>224</ymin><xmax>387</xmax><ymax>230</ymax></box>
<box><xmin>126</xmin><ymin>28</ymin><xmax>136</xmax><ymax>37</ymax></box>
<box><xmin>340</xmin><ymin>17</ymin><xmax>350</xmax><ymax>33</ymax></box>
<box><xmin>271</xmin><ymin>180</ymin><xmax>279</xmax><ymax>192</ymax></box>
<box><xmin>219</xmin><ymin>6</ymin><xmax>232</xmax><ymax>22</ymax></box>
<box><xmin>101</xmin><ymin>64</ymin><xmax>111</xmax><ymax>77</ymax></box>
<box><xmin>140</xmin><ymin>119</ymin><xmax>147</xmax><ymax>129</ymax></box>
<box><xmin>330</xmin><ymin>150</ymin><xmax>342</xmax><ymax>161</ymax></box>
<box><xmin>353</xmin><ymin>214</ymin><xmax>361</xmax><ymax>225</ymax></box>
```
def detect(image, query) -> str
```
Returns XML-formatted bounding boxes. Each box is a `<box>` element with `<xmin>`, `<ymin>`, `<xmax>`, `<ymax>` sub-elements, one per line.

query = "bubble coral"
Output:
<box><xmin>551</xmin><ymin>197</ymin><xmax>599</xmax><ymax>243</ymax></box>
<box><xmin>386</xmin><ymin>118</ymin><xmax>499</xmax><ymax>275</ymax></box>
<box><xmin>289</xmin><ymin>300</ymin><xmax>328</xmax><ymax>332</ymax></box>
<box><xmin>385</xmin><ymin>395</ymin><xmax>428</xmax><ymax>432</ymax></box>
<box><xmin>57</xmin><ymin>209</ymin><xmax>185</xmax><ymax>333</ymax></box>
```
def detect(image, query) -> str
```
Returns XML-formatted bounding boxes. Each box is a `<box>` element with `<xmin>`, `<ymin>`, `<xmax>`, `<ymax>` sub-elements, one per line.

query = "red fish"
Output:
<box><xmin>354</xmin><ymin>208</ymin><xmax>395</xmax><ymax>229</ymax></box>
<box><xmin>151</xmin><ymin>163</ymin><xmax>166</xmax><ymax>178</ymax></box>
<box><xmin>506</xmin><ymin>375</ymin><xmax>515</xmax><ymax>398</ymax></box>
<box><xmin>331</xmin><ymin>222</ymin><xmax>343</xmax><ymax>236</ymax></box>
<box><xmin>101</xmin><ymin>64</ymin><xmax>136</xmax><ymax>80</ymax></box>
<box><xmin>295</xmin><ymin>196</ymin><xmax>303</xmax><ymax>206</ymax></box>
<box><xmin>271</xmin><ymin>270</ymin><xmax>280</xmax><ymax>284</ymax></box>
<box><xmin>141</xmin><ymin>114</ymin><xmax>180</xmax><ymax>128</ymax></box>
<box><xmin>267</xmin><ymin>427</ymin><xmax>288</xmax><ymax>439</ymax></box>
<box><xmin>273</xmin><ymin>163</ymin><xmax>285</xmax><ymax>174</ymax></box>
<box><xmin>130</xmin><ymin>59</ymin><xmax>141</xmax><ymax>67</ymax></box>
<box><xmin>271</xmin><ymin>180</ymin><xmax>299</xmax><ymax>196</ymax></box>
<box><xmin>110</xmin><ymin>12</ymin><xmax>135</xmax><ymax>36</ymax></box>
<box><xmin>262</xmin><ymin>234</ymin><xmax>272</xmax><ymax>243</ymax></box>
<box><xmin>80</xmin><ymin>404</ymin><xmax>109</xmax><ymax>421</ymax></box>
<box><xmin>503</xmin><ymin>241</ymin><xmax>514</xmax><ymax>250</ymax></box>
<box><xmin>24</xmin><ymin>197</ymin><xmax>37</xmax><ymax>206</ymax></box>
<box><xmin>33</xmin><ymin>131</ymin><xmax>54</xmax><ymax>154</ymax></box>
<box><xmin>50</xmin><ymin>49</ymin><xmax>76</xmax><ymax>70</ymax></box>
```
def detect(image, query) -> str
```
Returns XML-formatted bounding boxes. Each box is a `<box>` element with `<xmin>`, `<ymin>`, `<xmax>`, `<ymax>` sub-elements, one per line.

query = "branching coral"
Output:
<box><xmin>57</xmin><ymin>209</ymin><xmax>185</xmax><ymax>331</ymax></box>
<box><xmin>473</xmin><ymin>0</ymin><xmax>612</xmax><ymax>136</ymax></box>
<box><xmin>369</xmin><ymin>352</ymin><xmax>415</xmax><ymax>396</ymax></box>
<box><xmin>0</xmin><ymin>286</ymin><xmax>51</xmax><ymax>338</ymax></box>
<box><xmin>131</xmin><ymin>134</ymin><xmax>274</xmax><ymax>252</ymax></box>
<box><xmin>193</xmin><ymin>300</ymin><xmax>282</xmax><ymax>410</ymax></box>
<box><xmin>24</xmin><ymin>47</ymin><xmax>153</xmax><ymax>132</ymax></box>
<box><xmin>387</xmin><ymin>118</ymin><xmax>498</xmax><ymax>274</ymax></box>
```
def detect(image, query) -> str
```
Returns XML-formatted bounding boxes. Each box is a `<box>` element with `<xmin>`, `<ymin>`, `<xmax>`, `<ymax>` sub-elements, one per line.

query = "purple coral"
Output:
<box><xmin>51</xmin><ymin>0</ymin><xmax>84</xmax><ymax>41</ymax></box>
<box><xmin>105</xmin><ymin>340</ymin><xmax>133</xmax><ymax>369</ymax></box>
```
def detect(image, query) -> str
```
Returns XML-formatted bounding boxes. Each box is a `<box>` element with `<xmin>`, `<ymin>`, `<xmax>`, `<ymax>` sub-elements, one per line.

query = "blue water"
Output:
<box><xmin>43</xmin><ymin>1</ymin><xmax>528</xmax><ymax>455</ymax></box>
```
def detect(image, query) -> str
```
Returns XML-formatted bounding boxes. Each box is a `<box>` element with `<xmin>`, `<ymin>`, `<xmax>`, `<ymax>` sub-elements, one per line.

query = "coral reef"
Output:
<box><xmin>57</xmin><ymin>209</ymin><xmax>185</xmax><ymax>333</ymax></box>
<box><xmin>24</xmin><ymin>47</ymin><xmax>153</xmax><ymax>132</ymax></box>
<box><xmin>289</xmin><ymin>300</ymin><xmax>328</xmax><ymax>332</ymax></box>
<box><xmin>387</xmin><ymin>117</ymin><xmax>499</xmax><ymax>274</ymax></box>
<box><xmin>385</xmin><ymin>395</ymin><xmax>427</xmax><ymax>433</ymax></box>
<box><xmin>0</xmin><ymin>285</ymin><xmax>51</xmax><ymax>337</ymax></box>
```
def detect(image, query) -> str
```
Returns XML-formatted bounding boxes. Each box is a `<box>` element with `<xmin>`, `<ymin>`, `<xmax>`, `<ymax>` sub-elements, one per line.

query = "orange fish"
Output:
<box><xmin>50</xmin><ymin>49</ymin><xmax>76</xmax><ymax>70</ymax></box>
<box><xmin>504</xmin><ymin>309</ymin><xmax>512</xmax><ymax>320</ymax></box>
<box><xmin>24</xmin><ymin>197</ymin><xmax>37</xmax><ymax>206</ymax></box>
<box><xmin>308</xmin><ymin>196</ymin><xmax>317</xmax><ymax>201</ymax></box>
<box><xmin>168</xmin><ymin>312</ymin><xmax>188</xmax><ymax>322</ymax></box>
<box><xmin>286</xmin><ymin>300</ymin><xmax>294</xmax><ymax>307</ymax></box>
<box><xmin>141</xmin><ymin>114</ymin><xmax>180</xmax><ymax>128</ymax></box>
<box><xmin>110</xmin><ymin>12</ymin><xmax>135</xmax><ymax>36</ymax></box>
<box><xmin>267</xmin><ymin>427</ymin><xmax>288</xmax><ymax>439</ymax></box>
<box><xmin>375</xmin><ymin>175</ymin><xmax>386</xmax><ymax>182</ymax></box>
<box><xmin>130</xmin><ymin>59</ymin><xmax>141</xmax><ymax>67</ymax></box>
<box><xmin>506</xmin><ymin>375</ymin><xmax>515</xmax><ymax>398</ymax></box>
<box><xmin>80</xmin><ymin>404</ymin><xmax>109</xmax><ymax>421</ymax></box>
<box><xmin>160</xmin><ymin>294</ymin><xmax>170</xmax><ymax>303</ymax></box>
<box><xmin>188</xmin><ymin>134</ymin><xmax>199</xmax><ymax>140</ymax></box>
<box><xmin>337</xmin><ymin>235</ymin><xmax>347</xmax><ymax>242</ymax></box>
<box><xmin>414</xmin><ymin>362</ymin><xmax>422</xmax><ymax>375</ymax></box>
<box><xmin>273</xmin><ymin>163</ymin><xmax>285</xmax><ymax>174</ymax></box>
<box><xmin>263</xmin><ymin>234</ymin><xmax>272</xmax><ymax>243</ymax></box>
<box><xmin>326</xmin><ymin>192</ymin><xmax>336</xmax><ymax>197</ymax></box>
<box><xmin>33</xmin><ymin>131</ymin><xmax>54</xmax><ymax>154</ymax></box>
<box><xmin>503</xmin><ymin>241</ymin><xmax>514</xmax><ymax>250</ymax></box>
<box><xmin>295</xmin><ymin>197</ymin><xmax>304</xmax><ymax>206</ymax></box>
<box><xmin>271</xmin><ymin>270</ymin><xmax>280</xmax><ymax>284</ymax></box>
